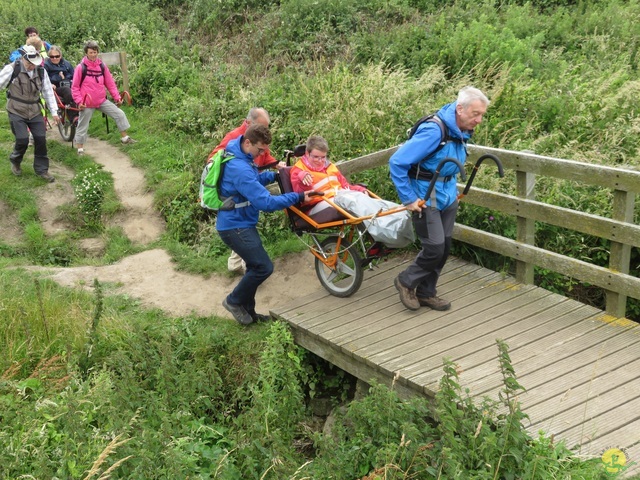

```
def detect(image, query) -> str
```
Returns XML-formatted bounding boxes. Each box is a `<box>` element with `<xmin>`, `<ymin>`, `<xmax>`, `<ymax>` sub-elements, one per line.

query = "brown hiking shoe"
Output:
<box><xmin>11</xmin><ymin>162</ymin><xmax>22</xmax><ymax>176</ymax></box>
<box><xmin>394</xmin><ymin>276</ymin><xmax>420</xmax><ymax>311</ymax></box>
<box><xmin>37</xmin><ymin>172</ymin><xmax>55</xmax><ymax>183</ymax></box>
<box><xmin>418</xmin><ymin>295</ymin><xmax>451</xmax><ymax>311</ymax></box>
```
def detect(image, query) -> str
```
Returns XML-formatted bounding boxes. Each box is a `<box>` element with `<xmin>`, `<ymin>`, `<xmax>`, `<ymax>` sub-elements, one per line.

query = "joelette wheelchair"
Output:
<box><xmin>276</xmin><ymin>146</ymin><xmax>504</xmax><ymax>298</ymax></box>
<box><xmin>276</xmin><ymin>146</ymin><xmax>409</xmax><ymax>297</ymax></box>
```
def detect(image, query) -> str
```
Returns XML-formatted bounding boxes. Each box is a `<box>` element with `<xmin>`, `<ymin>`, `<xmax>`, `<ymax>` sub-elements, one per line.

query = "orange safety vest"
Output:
<box><xmin>293</xmin><ymin>160</ymin><xmax>343</xmax><ymax>206</ymax></box>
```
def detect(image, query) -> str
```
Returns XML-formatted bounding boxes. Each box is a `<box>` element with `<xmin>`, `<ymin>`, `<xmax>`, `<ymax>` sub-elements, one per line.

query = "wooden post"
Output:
<box><xmin>515</xmin><ymin>152</ymin><xmax>536</xmax><ymax>285</ymax></box>
<box><xmin>606</xmin><ymin>190</ymin><xmax>635</xmax><ymax>317</ymax></box>
<box><xmin>118</xmin><ymin>51</ymin><xmax>129</xmax><ymax>93</ymax></box>
<box><xmin>98</xmin><ymin>51</ymin><xmax>129</xmax><ymax>92</ymax></box>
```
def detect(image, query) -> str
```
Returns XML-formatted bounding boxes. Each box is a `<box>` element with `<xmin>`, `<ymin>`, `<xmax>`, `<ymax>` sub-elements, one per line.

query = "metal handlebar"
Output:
<box><xmin>423</xmin><ymin>157</ymin><xmax>467</xmax><ymax>203</ymax></box>
<box><xmin>459</xmin><ymin>153</ymin><xmax>504</xmax><ymax>199</ymax></box>
<box><xmin>120</xmin><ymin>91</ymin><xmax>132</xmax><ymax>106</ymax></box>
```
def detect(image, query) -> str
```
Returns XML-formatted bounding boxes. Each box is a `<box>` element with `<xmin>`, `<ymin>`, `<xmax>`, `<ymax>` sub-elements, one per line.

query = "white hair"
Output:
<box><xmin>457</xmin><ymin>86</ymin><xmax>490</xmax><ymax>108</ymax></box>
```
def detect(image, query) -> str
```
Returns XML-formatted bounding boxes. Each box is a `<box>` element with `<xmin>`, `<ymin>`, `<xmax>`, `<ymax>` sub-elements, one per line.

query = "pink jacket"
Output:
<box><xmin>71</xmin><ymin>57</ymin><xmax>121</xmax><ymax>108</ymax></box>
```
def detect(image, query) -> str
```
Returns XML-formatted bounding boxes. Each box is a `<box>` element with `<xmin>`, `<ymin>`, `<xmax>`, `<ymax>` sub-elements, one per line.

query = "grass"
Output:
<box><xmin>1</xmin><ymin>0</ymin><xmax>639</xmax><ymax>477</ymax></box>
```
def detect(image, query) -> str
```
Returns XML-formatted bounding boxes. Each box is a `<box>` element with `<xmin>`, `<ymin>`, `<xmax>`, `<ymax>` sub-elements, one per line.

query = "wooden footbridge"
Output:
<box><xmin>272</xmin><ymin>145</ymin><xmax>640</xmax><ymax>476</ymax></box>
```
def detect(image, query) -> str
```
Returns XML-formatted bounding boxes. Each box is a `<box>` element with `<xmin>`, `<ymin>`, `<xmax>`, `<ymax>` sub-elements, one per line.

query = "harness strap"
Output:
<box><xmin>8</xmin><ymin>97</ymin><xmax>40</xmax><ymax>104</ymax></box>
<box><xmin>408</xmin><ymin>164</ymin><xmax>453</xmax><ymax>182</ymax></box>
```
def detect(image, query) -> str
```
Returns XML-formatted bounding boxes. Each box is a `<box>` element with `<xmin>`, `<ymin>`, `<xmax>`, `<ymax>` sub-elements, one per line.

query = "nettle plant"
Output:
<box><xmin>73</xmin><ymin>167</ymin><xmax>109</xmax><ymax>228</ymax></box>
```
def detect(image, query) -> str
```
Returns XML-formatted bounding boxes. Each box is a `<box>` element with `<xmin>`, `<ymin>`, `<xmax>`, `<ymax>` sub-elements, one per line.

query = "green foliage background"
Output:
<box><xmin>1</xmin><ymin>0</ymin><xmax>639</xmax><ymax>477</ymax></box>
<box><xmin>103</xmin><ymin>0</ymin><xmax>640</xmax><ymax>318</ymax></box>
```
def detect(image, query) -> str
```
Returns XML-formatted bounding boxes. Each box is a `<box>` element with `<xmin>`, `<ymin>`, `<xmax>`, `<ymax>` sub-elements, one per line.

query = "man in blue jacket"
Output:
<box><xmin>390</xmin><ymin>86</ymin><xmax>489</xmax><ymax>311</ymax></box>
<box><xmin>217</xmin><ymin>124</ymin><xmax>315</xmax><ymax>325</ymax></box>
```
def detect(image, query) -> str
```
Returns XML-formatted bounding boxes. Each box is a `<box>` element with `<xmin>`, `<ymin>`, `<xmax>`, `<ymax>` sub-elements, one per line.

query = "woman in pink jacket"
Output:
<box><xmin>71</xmin><ymin>40</ymin><xmax>135</xmax><ymax>155</ymax></box>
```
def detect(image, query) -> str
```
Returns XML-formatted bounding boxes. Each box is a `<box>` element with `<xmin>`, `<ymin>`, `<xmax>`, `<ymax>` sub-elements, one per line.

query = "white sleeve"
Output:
<box><xmin>41</xmin><ymin>69</ymin><xmax>58</xmax><ymax>117</ymax></box>
<box><xmin>0</xmin><ymin>64</ymin><xmax>14</xmax><ymax>90</ymax></box>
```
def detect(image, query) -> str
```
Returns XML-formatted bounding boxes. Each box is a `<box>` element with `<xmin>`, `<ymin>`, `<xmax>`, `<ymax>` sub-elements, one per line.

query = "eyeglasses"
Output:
<box><xmin>309</xmin><ymin>154</ymin><xmax>327</xmax><ymax>161</ymax></box>
<box><xmin>49</xmin><ymin>55</ymin><xmax>61</xmax><ymax>58</ymax></box>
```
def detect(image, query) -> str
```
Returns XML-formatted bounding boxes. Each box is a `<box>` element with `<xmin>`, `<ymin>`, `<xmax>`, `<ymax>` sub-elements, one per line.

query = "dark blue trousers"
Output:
<box><xmin>218</xmin><ymin>227</ymin><xmax>274</xmax><ymax>315</ymax></box>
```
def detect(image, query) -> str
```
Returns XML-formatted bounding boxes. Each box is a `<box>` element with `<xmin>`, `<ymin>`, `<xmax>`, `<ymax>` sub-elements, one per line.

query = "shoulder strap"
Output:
<box><xmin>406</xmin><ymin>114</ymin><xmax>459</xmax><ymax>179</ymax></box>
<box><xmin>36</xmin><ymin>65</ymin><xmax>44</xmax><ymax>83</ymax></box>
<box><xmin>79</xmin><ymin>62</ymin><xmax>106</xmax><ymax>87</ymax></box>
<box><xmin>79</xmin><ymin>63</ymin><xmax>87</xmax><ymax>87</ymax></box>
<box><xmin>10</xmin><ymin>61</ymin><xmax>21</xmax><ymax>84</ymax></box>
<box><xmin>407</xmin><ymin>113</ymin><xmax>448</xmax><ymax>144</ymax></box>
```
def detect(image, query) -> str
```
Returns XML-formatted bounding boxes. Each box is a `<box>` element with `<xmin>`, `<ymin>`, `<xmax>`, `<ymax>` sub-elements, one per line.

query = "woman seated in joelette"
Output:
<box><xmin>290</xmin><ymin>135</ymin><xmax>368</xmax><ymax>215</ymax></box>
<box><xmin>43</xmin><ymin>45</ymin><xmax>76</xmax><ymax>116</ymax></box>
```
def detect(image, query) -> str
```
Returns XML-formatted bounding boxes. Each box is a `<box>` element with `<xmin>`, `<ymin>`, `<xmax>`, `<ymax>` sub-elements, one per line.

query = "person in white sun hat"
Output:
<box><xmin>0</xmin><ymin>44</ymin><xmax>59</xmax><ymax>182</ymax></box>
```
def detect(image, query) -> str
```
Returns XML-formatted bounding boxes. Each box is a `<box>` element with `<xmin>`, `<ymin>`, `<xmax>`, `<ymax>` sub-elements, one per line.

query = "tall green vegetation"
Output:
<box><xmin>0</xmin><ymin>270</ymin><xmax>621</xmax><ymax>477</ymax></box>
<box><xmin>1</xmin><ymin>0</ymin><xmax>639</xmax><ymax>476</ymax></box>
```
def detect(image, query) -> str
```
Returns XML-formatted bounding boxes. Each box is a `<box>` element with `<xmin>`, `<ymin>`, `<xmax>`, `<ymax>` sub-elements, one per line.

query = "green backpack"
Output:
<box><xmin>199</xmin><ymin>149</ymin><xmax>250</xmax><ymax>211</ymax></box>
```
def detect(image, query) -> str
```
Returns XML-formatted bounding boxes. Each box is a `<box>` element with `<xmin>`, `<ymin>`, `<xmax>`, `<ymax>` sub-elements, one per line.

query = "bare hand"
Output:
<box><xmin>51</xmin><ymin>116</ymin><xmax>60</xmax><ymax>126</ymax></box>
<box><xmin>302</xmin><ymin>191</ymin><xmax>318</xmax><ymax>203</ymax></box>
<box><xmin>79</xmin><ymin>104</ymin><xmax>86</xmax><ymax>111</ymax></box>
<box><xmin>406</xmin><ymin>199</ymin><xmax>424</xmax><ymax>213</ymax></box>
<box><xmin>301</xmin><ymin>173</ymin><xmax>313</xmax><ymax>186</ymax></box>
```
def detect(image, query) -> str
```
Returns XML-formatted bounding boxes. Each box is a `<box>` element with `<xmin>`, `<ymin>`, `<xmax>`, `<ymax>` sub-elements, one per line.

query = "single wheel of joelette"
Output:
<box><xmin>57</xmin><ymin>114</ymin><xmax>76</xmax><ymax>142</ymax></box>
<box><xmin>315</xmin><ymin>237</ymin><xmax>364</xmax><ymax>297</ymax></box>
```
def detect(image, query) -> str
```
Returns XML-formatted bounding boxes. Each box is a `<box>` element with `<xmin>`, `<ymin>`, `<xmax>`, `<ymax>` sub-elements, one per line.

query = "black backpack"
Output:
<box><xmin>406</xmin><ymin>113</ymin><xmax>462</xmax><ymax>180</ymax></box>
<box><xmin>407</xmin><ymin>113</ymin><xmax>450</xmax><ymax>150</ymax></box>
<box><xmin>78</xmin><ymin>62</ymin><xmax>106</xmax><ymax>87</ymax></box>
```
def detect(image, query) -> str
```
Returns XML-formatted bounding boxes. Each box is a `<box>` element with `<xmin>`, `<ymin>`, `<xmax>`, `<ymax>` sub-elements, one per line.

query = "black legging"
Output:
<box><xmin>55</xmin><ymin>86</ymin><xmax>78</xmax><ymax>122</ymax></box>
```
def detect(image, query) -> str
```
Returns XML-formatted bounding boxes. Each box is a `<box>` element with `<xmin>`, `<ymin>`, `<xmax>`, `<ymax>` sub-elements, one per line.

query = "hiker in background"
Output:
<box><xmin>0</xmin><ymin>45</ymin><xmax>59</xmax><ymax>182</ymax></box>
<box><xmin>9</xmin><ymin>27</ymin><xmax>51</xmax><ymax>62</ymax></box>
<box><xmin>217</xmin><ymin>124</ymin><xmax>315</xmax><ymax>325</ymax></box>
<box><xmin>208</xmin><ymin>107</ymin><xmax>285</xmax><ymax>273</ymax></box>
<box><xmin>71</xmin><ymin>40</ymin><xmax>136</xmax><ymax>156</ymax></box>
<box><xmin>25</xmin><ymin>36</ymin><xmax>48</xmax><ymax>61</ymax></box>
<box><xmin>390</xmin><ymin>86</ymin><xmax>490</xmax><ymax>311</ymax></box>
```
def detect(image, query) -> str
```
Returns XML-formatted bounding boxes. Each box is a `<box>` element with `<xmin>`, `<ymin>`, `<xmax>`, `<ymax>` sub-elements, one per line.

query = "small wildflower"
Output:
<box><xmin>73</xmin><ymin>168</ymin><xmax>107</xmax><ymax>228</ymax></box>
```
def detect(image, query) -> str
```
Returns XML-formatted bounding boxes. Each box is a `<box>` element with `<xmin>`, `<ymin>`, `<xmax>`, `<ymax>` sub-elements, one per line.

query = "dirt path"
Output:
<box><xmin>15</xmin><ymin>135</ymin><xmax>323</xmax><ymax>320</ymax></box>
<box><xmin>28</xmin><ymin>248</ymin><xmax>317</xmax><ymax>318</ymax></box>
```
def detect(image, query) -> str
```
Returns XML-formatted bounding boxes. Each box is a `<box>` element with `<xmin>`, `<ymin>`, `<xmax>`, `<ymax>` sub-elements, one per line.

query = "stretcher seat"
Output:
<box><xmin>277</xmin><ymin>166</ymin><xmax>346</xmax><ymax>230</ymax></box>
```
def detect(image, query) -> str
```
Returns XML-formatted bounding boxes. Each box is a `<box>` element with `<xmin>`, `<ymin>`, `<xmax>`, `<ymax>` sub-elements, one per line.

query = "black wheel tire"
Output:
<box><xmin>314</xmin><ymin>237</ymin><xmax>364</xmax><ymax>297</ymax></box>
<box><xmin>57</xmin><ymin>116</ymin><xmax>76</xmax><ymax>142</ymax></box>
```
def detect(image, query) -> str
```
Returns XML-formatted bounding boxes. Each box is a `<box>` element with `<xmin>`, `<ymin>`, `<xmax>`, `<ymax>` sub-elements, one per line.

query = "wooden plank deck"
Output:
<box><xmin>272</xmin><ymin>254</ymin><xmax>640</xmax><ymax>476</ymax></box>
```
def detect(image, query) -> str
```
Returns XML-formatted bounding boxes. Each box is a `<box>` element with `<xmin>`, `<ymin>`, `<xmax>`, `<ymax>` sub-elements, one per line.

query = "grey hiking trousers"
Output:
<box><xmin>397</xmin><ymin>200</ymin><xmax>458</xmax><ymax>298</ymax></box>
<box><xmin>74</xmin><ymin>99</ymin><xmax>130</xmax><ymax>145</ymax></box>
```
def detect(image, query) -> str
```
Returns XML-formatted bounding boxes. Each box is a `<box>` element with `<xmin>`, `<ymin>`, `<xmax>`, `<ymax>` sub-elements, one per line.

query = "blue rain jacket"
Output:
<box><xmin>216</xmin><ymin>136</ymin><xmax>303</xmax><ymax>231</ymax></box>
<box><xmin>390</xmin><ymin>101</ymin><xmax>472</xmax><ymax>210</ymax></box>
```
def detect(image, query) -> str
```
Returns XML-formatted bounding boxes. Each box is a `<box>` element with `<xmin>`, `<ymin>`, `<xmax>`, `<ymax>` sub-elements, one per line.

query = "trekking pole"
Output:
<box><xmin>458</xmin><ymin>153</ymin><xmax>504</xmax><ymax>200</ymax></box>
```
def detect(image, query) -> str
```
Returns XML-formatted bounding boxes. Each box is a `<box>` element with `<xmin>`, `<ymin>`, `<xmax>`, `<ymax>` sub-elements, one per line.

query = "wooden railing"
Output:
<box><xmin>335</xmin><ymin>145</ymin><xmax>640</xmax><ymax>318</ymax></box>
